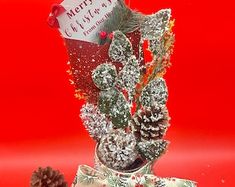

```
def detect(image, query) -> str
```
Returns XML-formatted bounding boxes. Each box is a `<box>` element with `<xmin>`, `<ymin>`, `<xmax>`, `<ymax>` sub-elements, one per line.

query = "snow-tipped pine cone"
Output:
<box><xmin>97</xmin><ymin>130</ymin><xmax>138</xmax><ymax>171</ymax></box>
<box><xmin>30</xmin><ymin>167</ymin><xmax>67</xmax><ymax>187</ymax></box>
<box><xmin>132</xmin><ymin>105</ymin><xmax>170</xmax><ymax>141</ymax></box>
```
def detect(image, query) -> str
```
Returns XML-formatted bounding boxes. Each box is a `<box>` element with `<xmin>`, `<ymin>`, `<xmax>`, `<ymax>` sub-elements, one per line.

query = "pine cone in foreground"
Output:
<box><xmin>98</xmin><ymin>130</ymin><xmax>138</xmax><ymax>171</ymax></box>
<box><xmin>133</xmin><ymin>105</ymin><xmax>170</xmax><ymax>141</ymax></box>
<box><xmin>30</xmin><ymin>167</ymin><xmax>68</xmax><ymax>187</ymax></box>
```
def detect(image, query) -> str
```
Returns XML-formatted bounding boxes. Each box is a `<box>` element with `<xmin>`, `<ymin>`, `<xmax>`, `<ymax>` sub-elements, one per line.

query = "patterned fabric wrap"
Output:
<box><xmin>71</xmin><ymin>151</ymin><xmax>196</xmax><ymax>187</ymax></box>
<box><xmin>71</xmin><ymin>165</ymin><xmax>197</xmax><ymax>187</ymax></box>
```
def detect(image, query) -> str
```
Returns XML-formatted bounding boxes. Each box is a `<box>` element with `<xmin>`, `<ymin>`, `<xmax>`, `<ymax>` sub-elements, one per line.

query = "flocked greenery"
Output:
<box><xmin>79</xmin><ymin>2</ymin><xmax>175</xmax><ymax>172</ymax></box>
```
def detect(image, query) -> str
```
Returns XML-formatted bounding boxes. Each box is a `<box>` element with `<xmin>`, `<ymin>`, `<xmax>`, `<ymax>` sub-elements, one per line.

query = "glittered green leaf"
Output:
<box><xmin>141</xmin><ymin>9</ymin><xmax>171</xmax><ymax>40</ymax></box>
<box><xmin>108</xmin><ymin>31</ymin><xmax>133</xmax><ymax>64</ymax></box>
<box><xmin>149</xmin><ymin>39</ymin><xmax>164</xmax><ymax>58</ymax></box>
<box><xmin>98</xmin><ymin>88</ymin><xmax>131</xmax><ymax>128</ymax></box>
<box><xmin>92</xmin><ymin>63</ymin><xmax>117</xmax><ymax>90</ymax></box>
<box><xmin>117</xmin><ymin>56</ymin><xmax>140</xmax><ymax>100</ymax></box>
<box><xmin>80</xmin><ymin>103</ymin><xmax>113</xmax><ymax>141</ymax></box>
<box><xmin>98</xmin><ymin>88</ymin><xmax>119</xmax><ymax>114</ymax></box>
<box><xmin>140</xmin><ymin>78</ymin><xmax>168</xmax><ymax>107</ymax></box>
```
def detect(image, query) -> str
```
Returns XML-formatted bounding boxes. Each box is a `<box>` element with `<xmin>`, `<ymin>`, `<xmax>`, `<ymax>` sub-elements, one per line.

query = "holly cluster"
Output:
<box><xmin>80</xmin><ymin>8</ymin><xmax>175</xmax><ymax>171</ymax></box>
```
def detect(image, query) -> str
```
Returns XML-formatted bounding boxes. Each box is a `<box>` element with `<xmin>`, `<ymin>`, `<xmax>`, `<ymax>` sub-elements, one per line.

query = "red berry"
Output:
<box><xmin>99</xmin><ymin>31</ymin><xmax>108</xmax><ymax>40</ymax></box>
<box><xmin>108</xmin><ymin>32</ymin><xmax>114</xmax><ymax>40</ymax></box>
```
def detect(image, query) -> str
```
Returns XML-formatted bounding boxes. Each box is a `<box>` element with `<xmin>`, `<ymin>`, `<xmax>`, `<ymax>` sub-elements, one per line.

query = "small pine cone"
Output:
<box><xmin>30</xmin><ymin>167</ymin><xmax>67</xmax><ymax>187</ymax></box>
<box><xmin>97</xmin><ymin>130</ymin><xmax>138</xmax><ymax>171</ymax></box>
<box><xmin>132</xmin><ymin>105</ymin><xmax>170</xmax><ymax>141</ymax></box>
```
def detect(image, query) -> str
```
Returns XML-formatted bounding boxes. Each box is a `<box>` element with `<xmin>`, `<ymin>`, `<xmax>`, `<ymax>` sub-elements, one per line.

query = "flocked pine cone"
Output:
<box><xmin>132</xmin><ymin>105</ymin><xmax>170</xmax><ymax>141</ymax></box>
<box><xmin>97</xmin><ymin>130</ymin><xmax>138</xmax><ymax>171</ymax></box>
<box><xmin>30</xmin><ymin>167</ymin><xmax>68</xmax><ymax>187</ymax></box>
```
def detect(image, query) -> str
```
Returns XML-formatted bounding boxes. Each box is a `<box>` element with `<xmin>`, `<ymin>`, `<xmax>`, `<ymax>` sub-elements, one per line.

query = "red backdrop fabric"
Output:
<box><xmin>0</xmin><ymin>0</ymin><xmax>235</xmax><ymax>186</ymax></box>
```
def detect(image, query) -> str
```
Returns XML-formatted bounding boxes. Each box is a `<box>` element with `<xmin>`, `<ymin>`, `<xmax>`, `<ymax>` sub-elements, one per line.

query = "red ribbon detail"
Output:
<box><xmin>47</xmin><ymin>4</ymin><xmax>66</xmax><ymax>28</ymax></box>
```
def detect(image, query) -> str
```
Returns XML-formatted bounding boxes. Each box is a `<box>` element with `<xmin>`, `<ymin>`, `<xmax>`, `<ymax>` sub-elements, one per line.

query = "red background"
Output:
<box><xmin>0</xmin><ymin>0</ymin><xmax>235</xmax><ymax>186</ymax></box>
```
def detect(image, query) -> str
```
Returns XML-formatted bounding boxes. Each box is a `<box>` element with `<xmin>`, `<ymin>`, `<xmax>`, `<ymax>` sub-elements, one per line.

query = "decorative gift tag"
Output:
<box><xmin>48</xmin><ymin>0</ymin><xmax>144</xmax><ymax>104</ymax></box>
<box><xmin>56</xmin><ymin>0</ymin><xmax>120</xmax><ymax>43</ymax></box>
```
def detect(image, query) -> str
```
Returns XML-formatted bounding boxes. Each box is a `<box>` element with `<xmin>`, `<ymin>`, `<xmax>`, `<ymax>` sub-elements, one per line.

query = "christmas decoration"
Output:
<box><xmin>97</xmin><ymin>130</ymin><xmax>138</xmax><ymax>171</ymax></box>
<box><xmin>99</xmin><ymin>31</ymin><xmax>108</xmax><ymax>40</ymax></box>
<box><xmin>30</xmin><ymin>167</ymin><xmax>67</xmax><ymax>187</ymax></box>
<box><xmin>132</xmin><ymin>105</ymin><xmax>170</xmax><ymax>141</ymax></box>
<box><xmin>140</xmin><ymin>78</ymin><xmax>168</xmax><ymax>107</ymax></box>
<box><xmin>98</xmin><ymin>31</ymin><xmax>109</xmax><ymax>45</ymax></box>
<box><xmin>137</xmin><ymin>140</ymin><xmax>169</xmax><ymax>161</ymax></box>
<box><xmin>92</xmin><ymin>63</ymin><xmax>117</xmax><ymax>90</ymax></box>
<box><xmin>108</xmin><ymin>30</ymin><xmax>133</xmax><ymax>64</ymax></box>
<box><xmin>149</xmin><ymin>29</ymin><xmax>175</xmax><ymax>60</ymax></box>
<box><xmin>98</xmin><ymin>88</ymin><xmax>131</xmax><ymax>128</ymax></box>
<box><xmin>72</xmin><ymin>164</ymin><xmax>197</xmax><ymax>187</ymax></box>
<box><xmin>140</xmin><ymin>9</ymin><xmax>171</xmax><ymax>40</ymax></box>
<box><xmin>46</xmin><ymin>0</ymin><xmax>197</xmax><ymax>186</ymax></box>
<box><xmin>80</xmin><ymin>103</ymin><xmax>113</xmax><ymax>141</ymax></box>
<box><xmin>47</xmin><ymin>0</ymin><xmax>144</xmax><ymax>104</ymax></box>
<box><xmin>117</xmin><ymin>55</ymin><xmax>141</xmax><ymax>100</ymax></box>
